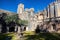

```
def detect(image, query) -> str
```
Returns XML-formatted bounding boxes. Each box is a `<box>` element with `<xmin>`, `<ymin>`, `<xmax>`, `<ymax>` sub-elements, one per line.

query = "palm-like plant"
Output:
<box><xmin>17</xmin><ymin>20</ymin><xmax>28</xmax><ymax>26</ymax></box>
<box><xmin>4</xmin><ymin>15</ymin><xmax>12</xmax><ymax>24</ymax></box>
<box><xmin>4</xmin><ymin>14</ymin><xmax>28</xmax><ymax>26</ymax></box>
<box><xmin>4</xmin><ymin>14</ymin><xmax>18</xmax><ymax>24</ymax></box>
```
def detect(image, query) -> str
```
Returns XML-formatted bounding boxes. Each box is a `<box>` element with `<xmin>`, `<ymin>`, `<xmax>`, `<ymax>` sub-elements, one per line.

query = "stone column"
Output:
<box><xmin>18</xmin><ymin>26</ymin><xmax>20</xmax><ymax>34</ymax></box>
<box><xmin>26</xmin><ymin>26</ymin><xmax>28</xmax><ymax>31</ymax></box>
<box><xmin>15</xmin><ymin>25</ymin><xmax>17</xmax><ymax>32</ymax></box>
<box><xmin>48</xmin><ymin>24</ymin><xmax>54</xmax><ymax>32</ymax></box>
<box><xmin>7</xmin><ymin>27</ymin><xmax>9</xmax><ymax>33</ymax></box>
<box><xmin>50</xmin><ymin>25</ymin><xmax>54</xmax><ymax>31</ymax></box>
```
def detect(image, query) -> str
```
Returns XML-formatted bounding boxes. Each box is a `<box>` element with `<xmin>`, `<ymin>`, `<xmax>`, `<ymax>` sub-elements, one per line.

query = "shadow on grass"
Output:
<box><xmin>0</xmin><ymin>33</ymin><xmax>13</xmax><ymax>40</ymax></box>
<box><xmin>24</xmin><ymin>33</ymin><xmax>60</xmax><ymax>40</ymax></box>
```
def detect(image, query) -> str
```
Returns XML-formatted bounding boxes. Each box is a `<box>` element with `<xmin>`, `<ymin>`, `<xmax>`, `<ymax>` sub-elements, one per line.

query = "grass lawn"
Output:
<box><xmin>0</xmin><ymin>32</ymin><xmax>60</xmax><ymax>40</ymax></box>
<box><xmin>23</xmin><ymin>31</ymin><xmax>60</xmax><ymax>40</ymax></box>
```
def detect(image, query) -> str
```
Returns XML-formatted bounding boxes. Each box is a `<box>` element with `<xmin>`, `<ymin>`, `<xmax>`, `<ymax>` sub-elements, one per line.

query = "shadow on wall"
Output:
<box><xmin>35</xmin><ymin>25</ymin><xmax>49</xmax><ymax>33</ymax></box>
<box><xmin>0</xmin><ymin>13</ymin><xmax>16</xmax><ymax>33</ymax></box>
<box><xmin>0</xmin><ymin>16</ymin><xmax>7</xmax><ymax>33</ymax></box>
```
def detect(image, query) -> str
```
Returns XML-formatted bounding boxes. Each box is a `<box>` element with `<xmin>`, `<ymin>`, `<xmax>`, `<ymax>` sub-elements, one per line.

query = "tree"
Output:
<box><xmin>4</xmin><ymin>14</ymin><xmax>18</xmax><ymax>25</ymax></box>
<box><xmin>4</xmin><ymin>14</ymin><xmax>28</xmax><ymax>27</ymax></box>
<box><xmin>0</xmin><ymin>13</ymin><xmax>7</xmax><ymax>33</ymax></box>
<box><xmin>17</xmin><ymin>19</ymin><xmax>28</xmax><ymax>26</ymax></box>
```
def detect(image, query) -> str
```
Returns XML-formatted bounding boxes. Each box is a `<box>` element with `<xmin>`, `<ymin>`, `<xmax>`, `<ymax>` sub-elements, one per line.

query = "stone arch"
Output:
<box><xmin>9</xmin><ymin>27</ymin><xmax>15</xmax><ymax>32</ymax></box>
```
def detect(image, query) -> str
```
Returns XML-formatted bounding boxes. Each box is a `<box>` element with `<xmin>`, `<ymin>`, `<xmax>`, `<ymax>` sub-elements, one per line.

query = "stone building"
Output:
<box><xmin>17</xmin><ymin>3</ymin><xmax>24</xmax><ymax>20</ymax></box>
<box><xmin>1</xmin><ymin>0</ymin><xmax>60</xmax><ymax>33</ymax></box>
<box><xmin>17</xmin><ymin>3</ymin><xmax>35</xmax><ymax>31</ymax></box>
<box><xmin>37</xmin><ymin>0</ymin><xmax>60</xmax><ymax>33</ymax></box>
<box><xmin>0</xmin><ymin>9</ymin><xmax>18</xmax><ymax>33</ymax></box>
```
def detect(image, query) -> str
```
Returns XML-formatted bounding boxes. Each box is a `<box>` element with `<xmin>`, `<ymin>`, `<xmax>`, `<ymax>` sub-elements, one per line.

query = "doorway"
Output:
<box><xmin>9</xmin><ymin>27</ymin><xmax>15</xmax><ymax>32</ymax></box>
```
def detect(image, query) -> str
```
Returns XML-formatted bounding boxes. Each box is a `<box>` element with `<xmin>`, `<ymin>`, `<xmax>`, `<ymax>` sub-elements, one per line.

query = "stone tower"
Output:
<box><xmin>29</xmin><ymin>8</ymin><xmax>34</xmax><ymax>16</ymax></box>
<box><xmin>17</xmin><ymin>3</ymin><xmax>24</xmax><ymax>20</ymax></box>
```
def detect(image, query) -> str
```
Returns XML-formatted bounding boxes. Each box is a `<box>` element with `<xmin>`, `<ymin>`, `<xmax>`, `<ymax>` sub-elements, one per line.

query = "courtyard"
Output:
<box><xmin>0</xmin><ymin>31</ymin><xmax>60</xmax><ymax>40</ymax></box>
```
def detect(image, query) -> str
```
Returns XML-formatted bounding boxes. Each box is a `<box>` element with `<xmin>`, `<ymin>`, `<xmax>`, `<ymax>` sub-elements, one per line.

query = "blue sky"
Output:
<box><xmin>0</xmin><ymin>0</ymin><xmax>56</xmax><ymax>13</ymax></box>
